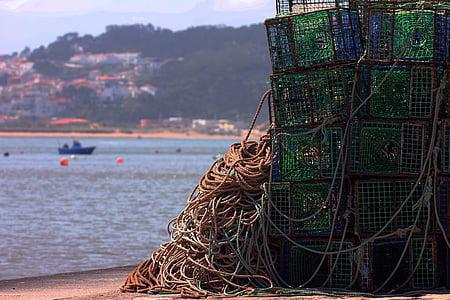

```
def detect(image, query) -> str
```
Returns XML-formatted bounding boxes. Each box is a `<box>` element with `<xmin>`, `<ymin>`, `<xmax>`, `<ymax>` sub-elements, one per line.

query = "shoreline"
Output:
<box><xmin>0</xmin><ymin>130</ymin><xmax>264</xmax><ymax>140</ymax></box>
<box><xmin>1</xmin><ymin>267</ymin><xmax>449</xmax><ymax>299</ymax></box>
<box><xmin>0</xmin><ymin>266</ymin><xmax>136</xmax><ymax>300</ymax></box>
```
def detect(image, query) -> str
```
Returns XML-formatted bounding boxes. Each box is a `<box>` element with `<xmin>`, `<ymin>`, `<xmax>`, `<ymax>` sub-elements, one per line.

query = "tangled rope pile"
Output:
<box><xmin>122</xmin><ymin>135</ymin><xmax>273</xmax><ymax>297</ymax></box>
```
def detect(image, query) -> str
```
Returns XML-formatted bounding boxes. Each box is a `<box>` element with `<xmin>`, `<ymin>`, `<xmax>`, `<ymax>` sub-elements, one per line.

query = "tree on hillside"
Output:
<box><xmin>27</xmin><ymin>23</ymin><xmax>271</xmax><ymax>123</ymax></box>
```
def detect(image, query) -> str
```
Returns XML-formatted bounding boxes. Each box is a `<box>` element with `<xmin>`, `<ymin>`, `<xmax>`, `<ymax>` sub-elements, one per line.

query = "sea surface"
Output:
<box><xmin>0</xmin><ymin>137</ymin><xmax>236</xmax><ymax>280</ymax></box>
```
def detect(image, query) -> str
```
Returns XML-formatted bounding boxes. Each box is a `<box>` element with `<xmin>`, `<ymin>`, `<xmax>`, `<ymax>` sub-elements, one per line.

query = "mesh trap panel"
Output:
<box><xmin>288</xmin><ymin>240</ymin><xmax>329</xmax><ymax>287</ymax></box>
<box><xmin>409</xmin><ymin>67</ymin><xmax>434</xmax><ymax>118</ymax></box>
<box><xmin>291</xmin><ymin>182</ymin><xmax>351</xmax><ymax>235</ymax></box>
<box><xmin>360</xmin><ymin>237</ymin><xmax>439</xmax><ymax>291</ymax></box>
<box><xmin>411</xmin><ymin>238</ymin><xmax>436</xmax><ymax>289</ymax></box>
<box><xmin>437</xmin><ymin>178</ymin><xmax>450</xmax><ymax>232</ymax></box>
<box><xmin>310</xmin><ymin>67</ymin><xmax>355</xmax><ymax>125</ymax></box>
<box><xmin>370</xmin><ymin>67</ymin><xmax>410</xmax><ymax>118</ymax></box>
<box><xmin>266</xmin><ymin>17</ymin><xmax>295</xmax><ymax>73</ymax></box>
<box><xmin>352</xmin><ymin>122</ymin><xmax>401</xmax><ymax>174</ymax></box>
<box><xmin>368</xmin><ymin>8</ymin><xmax>450</xmax><ymax>64</ymax></box>
<box><xmin>444</xmin><ymin>67</ymin><xmax>450</xmax><ymax>117</ymax></box>
<box><xmin>320</xmin><ymin>126</ymin><xmax>345</xmax><ymax>178</ymax></box>
<box><xmin>271</xmin><ymin>66</ymin><xmax>355</xmax><ymax>127</ymax></box>
<box><xmin>329</xmin><ymin>241</ymin><xmax>354</xmax><ymax>288</ymax></box>
<box><xmin>340</xmin><ymin>9</ymin><xmax>363</xmax><ymax>60</ymax></box>
<box><xmin>357</xmin><ymin>180</ymin><xmax>428</xmax><ymax>234</ymax></box>
<box><xmin>292</xmin><ymin>11</ymin><xmax>335</xmax><ymax>67</ymax></box>
<box><xmin>291</xmin><ymin>183</ymin><xmax>332</xmax><ymax>234</ymax></box>
<box><xmin>447</xmin><ymin>238</ymin><xmax>450</xmax><ymax>288</ymax></box>
<box><xmin>350</xmin><ymin>121</ymin><xmax>427</xmax><ymax>175</ymax></box>
<box><xmin>443</xmin><ymin>120</ymin><xmax>450</xmax><ymax>174</ymax></box>
<box><xmin>434</xmin><ymin>11</ymin><xmax>450</xmax><ymax>64</ymax></box>
<box><xmin>282</xmin><ymin>239</ymin><xmax>353</xmax><ymax>288</ymax></box>
<box><xmin>279</xmin><ymin>130</ymin><xmax>321</xmax><ymax>180</ymax></box>
<box><xmin>394</xmin><ymin>11</ymin><xmax>435</xmax><ymax>61</ymax></box>
<box><xmin>266</xmin><ymin>9</ymin><xmax>363</xmax><ymax>72</ymax></box>
<box><xmin>276</xmin><ymin>0</ymin><xmax>353</xmax><ymax>15</ymax></box>
<box><xmin>369</xmin><ymin>9</ymin><xmax>394</xmax><ymax>60</ymax></box>
<box><xmin>271</xmin><ymin>72</ymin><xmax>311</xmax><ymax>127</ymax></box>
<box><xmin>268</xmin><ymin>183</ymin><xmax>291</xmax><ymax>235</ymax></box>
<box><xmin>400</xmin><ymin>123</ymin><xmax>427</xmax><ymax>174</ymax></box>
<box><xmin>371</xmin><ymin>238</ymin><xmax>410</xmax><ymax>290</ymax></box>
<box><xmin>295</xmin><ymin>9</ymin><xmax>362</xmax><ymax>66</ymax></box>
<box><xmin>267</xmin><ymin>181</ymin><xmax>351</xmax><ymax>236</ymax></box>
<box><xmin>359</xmin><ymin>65</ymin><xmax>435</xmax><ymax>119</ymax></box>
<box><xmin>272</xmin><ymin>127</ymin><xmax>344</xmax><ymax>181</ymax></box>
<box><xmin>359</xmin><ymin>243</ymin><xmax>373</xmax><ymax>291</ymax></box>
<box><xmin>366</xmin><ymin>0</ymin><xmax>450</xmax><ymax>5</ymax></box>
<box><xmin>271</xmin><ymin>128</ymin><xmax>282</xmax><ymax>182</ymax></box>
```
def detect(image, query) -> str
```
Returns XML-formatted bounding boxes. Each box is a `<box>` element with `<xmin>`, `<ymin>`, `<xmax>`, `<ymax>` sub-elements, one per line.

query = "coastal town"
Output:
<box><xmin>0</xmin><ymin>52</ymin><xmax>252</xmax><ymax>136</ymax></box>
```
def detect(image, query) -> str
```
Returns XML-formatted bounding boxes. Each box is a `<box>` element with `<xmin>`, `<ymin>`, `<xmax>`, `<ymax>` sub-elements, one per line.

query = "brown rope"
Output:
<box><xmin>245</xmin><ymin>89</ymin><xmax>272</xmax><ymax>142</ymax></box>
<box><xmin>121</xmin><ymin>135</ymin><xmax>273</xmax><ymax>297</ymax></box>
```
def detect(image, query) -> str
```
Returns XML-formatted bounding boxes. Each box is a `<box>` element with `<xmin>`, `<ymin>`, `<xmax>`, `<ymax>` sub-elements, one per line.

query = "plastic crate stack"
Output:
<box><xmin>354</xmin><ymin>0</ymin><xmax>450</xmax><ymax>292</ymax></box>
<box><xmin>266</xmin><ymin>0</ymin><xmax>363</xmax><ymax>290</ymax></box>
<box><xmin>266</xmin><ymin>0</ymin><xmax>450</xmax><ymax>292</ymax></box>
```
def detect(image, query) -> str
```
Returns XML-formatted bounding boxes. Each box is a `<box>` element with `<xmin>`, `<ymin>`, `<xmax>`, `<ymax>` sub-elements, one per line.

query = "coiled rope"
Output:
<box><xmin>121</xmin><ymin>132</ymin><xmax>273</xmax><ymax>297</ymax></box>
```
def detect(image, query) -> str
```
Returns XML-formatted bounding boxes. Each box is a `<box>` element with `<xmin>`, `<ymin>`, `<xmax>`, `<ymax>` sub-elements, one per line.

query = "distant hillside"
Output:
<box><xmin>29</xmin><ymin>24</ymin><xmax>271</xmax><ymax>122</ymax></box>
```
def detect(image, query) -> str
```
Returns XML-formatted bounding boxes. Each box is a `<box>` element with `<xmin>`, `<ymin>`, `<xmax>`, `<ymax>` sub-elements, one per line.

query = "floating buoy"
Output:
<box><xmin>3</xmin><ymin>152</ymin><xmax>10</xmax><ymax>157</ymax></box>
<box><xmin>155</xmin><ymin>150</ymin><xmax>160</xmax><ymax>154</ymax></box>
<box><xmin>60</xmin><ymin>157</ymin><xmax>69</xmax><ymax>166</ymax></box>
<box><xmin>116</xmin><ymin>157</ymin><xmax>124</xmax><ymax>164</ymax></box>
<box><xmin>71</xmin><ymin>155</ymin><xmax>77</xmax><ymax>160</ymax></box>
<box><xmin>176</xmin><ymin>148</ymin><xmax>182</xmax><ymax>153</ymax></box>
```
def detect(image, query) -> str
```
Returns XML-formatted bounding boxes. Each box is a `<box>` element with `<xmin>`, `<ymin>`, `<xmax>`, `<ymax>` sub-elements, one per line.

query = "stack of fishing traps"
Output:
<box><xmin>266</xmin><ymin>0</ymin><xmax>450</xmax><ymax>292</ymax></box>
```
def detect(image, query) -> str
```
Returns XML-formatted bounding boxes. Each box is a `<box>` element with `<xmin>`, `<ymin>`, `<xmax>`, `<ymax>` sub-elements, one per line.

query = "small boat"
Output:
<box><xmin>58</xmin><ymin>140</ymin><xmax>96</xmax><ymax>155</ymax></box>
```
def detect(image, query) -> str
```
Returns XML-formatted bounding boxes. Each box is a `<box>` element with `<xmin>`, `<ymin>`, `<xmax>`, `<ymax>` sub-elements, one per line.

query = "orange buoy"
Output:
<box><xmin>116</xmin><ymin>157</ymin><xmax>124</xmax><ymax>164</ymax></box>
<box><xmin>60</xmin><ymin>157</ymin><xmax>69</xmax><ymax>166</ymax></box>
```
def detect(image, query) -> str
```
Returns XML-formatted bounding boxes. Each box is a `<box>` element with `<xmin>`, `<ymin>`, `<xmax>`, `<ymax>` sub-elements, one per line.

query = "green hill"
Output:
<box><xmin>29</xmin><ymin>24</ymin><xmax>271</xmax><ymax>123</ymax></box>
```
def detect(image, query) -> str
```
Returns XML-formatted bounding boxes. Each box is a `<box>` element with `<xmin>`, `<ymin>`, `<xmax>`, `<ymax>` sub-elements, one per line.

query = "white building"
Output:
<box><xmin>192</xmin><ymin>119</ymin><xmax>219</xmax><ymax>130</ymax></box>
<box><xmin>140</xmin><ymin>85</ymin><xmax>157</xmax><ymax>96</ymax></box>
<box><xmin>69</xmin><ymin>53</ymin><xmax>141</xmax><ymax>67</ymax></box>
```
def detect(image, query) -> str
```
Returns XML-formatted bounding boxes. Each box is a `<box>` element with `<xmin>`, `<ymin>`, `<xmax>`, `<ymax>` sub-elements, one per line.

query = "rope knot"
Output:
<box><xmin>413</xmin><ymin>177</ymin><xmax>433</xmax><ymax>211</ymax></box>
<box><xmin>393</xmin><ymin>228</ymin><xmax>409</xmax><ymax>238</ymax></box>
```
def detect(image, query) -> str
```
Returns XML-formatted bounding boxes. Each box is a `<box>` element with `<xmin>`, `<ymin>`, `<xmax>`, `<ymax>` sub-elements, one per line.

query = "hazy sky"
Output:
<box><xmin>0</xmin><ymin>0</ymin><xmax>276</xmax><ymax>54</ymax></box>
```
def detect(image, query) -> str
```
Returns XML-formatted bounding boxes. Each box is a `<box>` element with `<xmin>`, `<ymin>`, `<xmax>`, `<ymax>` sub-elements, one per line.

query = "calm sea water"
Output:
<box><xmin>0</xmin><ymin>137</ymin><xmax>235</xmax><ymax>280</ymax></box>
